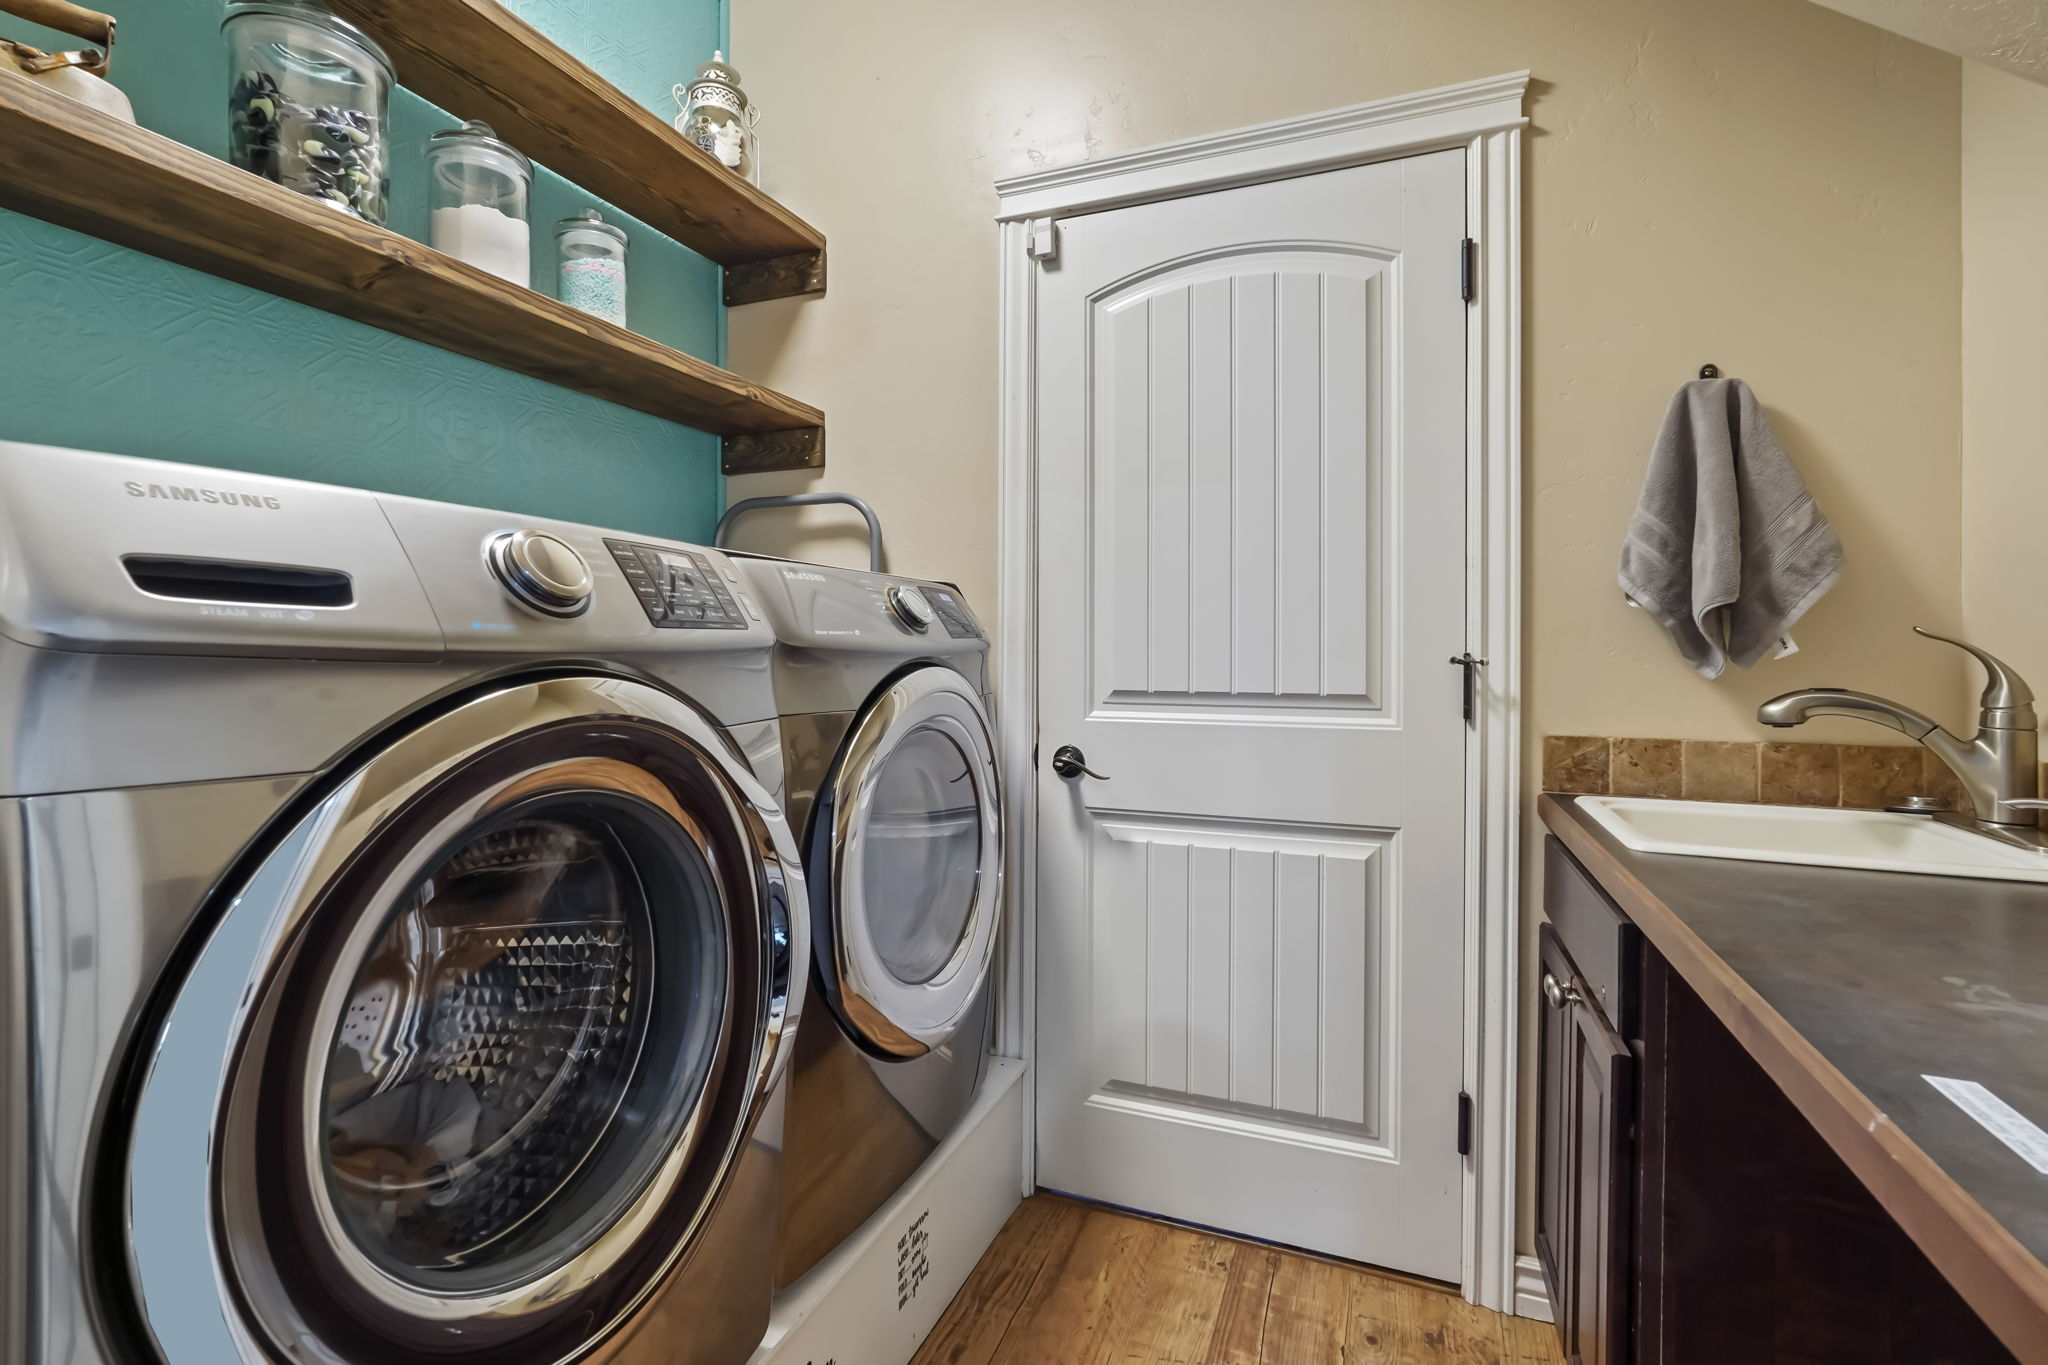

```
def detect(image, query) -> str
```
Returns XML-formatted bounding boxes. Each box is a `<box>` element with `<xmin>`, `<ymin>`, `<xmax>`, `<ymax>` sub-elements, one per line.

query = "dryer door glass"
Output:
<box><xmin>820</xmin><ymin>666</ymin><xmax>1002</xmax><ymax>1058</ymax></box>
<box><xmin>860</xmin><ymin>725</ymin><xmax>982</xmax><ymax>984</ymax></box>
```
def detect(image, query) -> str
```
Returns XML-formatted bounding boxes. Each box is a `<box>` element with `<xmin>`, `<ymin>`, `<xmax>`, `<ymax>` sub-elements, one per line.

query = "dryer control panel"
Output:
<box><xmin>924</xmin><ymin>585</ymin><xmax>983</xmax><ymax>640</ymax></box>
<box><xmin>603</xmin><ymin>539</ymin><xmax>748</xmax><ymax>629</ymax></box>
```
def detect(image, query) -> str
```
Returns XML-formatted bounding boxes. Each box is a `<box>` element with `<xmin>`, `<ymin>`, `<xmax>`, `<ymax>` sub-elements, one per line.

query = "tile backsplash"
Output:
<box><xmin>1538</xmin><ymin>735</ymin><xmax>2041</xmax><ymax>819</ymax></box>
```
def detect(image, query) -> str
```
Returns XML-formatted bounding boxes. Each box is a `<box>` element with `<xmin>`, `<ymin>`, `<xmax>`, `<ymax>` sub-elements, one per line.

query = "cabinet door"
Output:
<box><xmin>1567</xmin><ymin>966</ymin><xmax>1634</xmax><ymax>1365</ymax></box>
<box><xmin>1534</xmin><ymin>927</ymin><xmax>1577</xmax><ymax>1342</ymax></box>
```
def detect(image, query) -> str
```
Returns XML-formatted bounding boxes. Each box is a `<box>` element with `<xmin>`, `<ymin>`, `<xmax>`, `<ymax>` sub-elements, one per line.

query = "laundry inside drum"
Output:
<box><xmin>318</xmin><ymin>797</ymin><xmax>724</xmax><ymax>1282</ymax></box>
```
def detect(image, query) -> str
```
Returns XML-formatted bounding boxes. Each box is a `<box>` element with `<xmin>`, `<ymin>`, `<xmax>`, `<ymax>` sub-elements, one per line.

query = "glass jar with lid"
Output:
<box><xmin>426</xmin><ymin>120</ymin><xmax>533</xmax><ymax>287</ymax></box>
<box><xmin>556</xmin><ymin>209</ymin><xmax>627</xmax><ymax>327</ymax></box>
<box><xmin>674</xmin><ymin>51</ymin><xmax>759</xmax><ymax>185</ymax></box>
<box><xmin>224</xmin><ymin>0</ymin><xmax>392</xmax><ymax>223</ymax></box>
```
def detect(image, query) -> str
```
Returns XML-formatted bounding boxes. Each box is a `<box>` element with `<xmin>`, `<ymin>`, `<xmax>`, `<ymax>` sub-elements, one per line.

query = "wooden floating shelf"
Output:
<box><xmin>327</xmin><ymin>0</ymin><xmax>826</xmax><ymax>307</ymax></box>
<box><xmin>0</xmin><ymin>71</ymin><xmax>824</xmax><ymax>470</ymax></box>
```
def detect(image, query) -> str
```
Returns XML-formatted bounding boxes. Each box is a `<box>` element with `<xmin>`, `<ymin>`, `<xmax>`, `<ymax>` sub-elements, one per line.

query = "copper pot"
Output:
<box><xmin>2</xmin><ymin>0</ymin><xmax>133</xmax><ymax>123</ymax></box>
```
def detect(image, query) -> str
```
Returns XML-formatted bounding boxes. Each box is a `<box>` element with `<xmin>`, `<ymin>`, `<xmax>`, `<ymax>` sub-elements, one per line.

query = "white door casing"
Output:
<box><xmin>995</xmin><ymin>72</ymin><xmax>1527</xmax><ymax>1306</ymax></box>
<box><xmin>1030</xmin><ymin>148</ymin><xmax>1469</xmax><ymax>1279</ymax></box>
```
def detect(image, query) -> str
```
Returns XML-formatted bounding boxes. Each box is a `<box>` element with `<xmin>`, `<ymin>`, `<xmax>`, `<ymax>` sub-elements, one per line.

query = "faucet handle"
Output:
<box><xmin>1914</xmin><ymin>627</ymin><xmax>2035</xmax><ymax>713</ymax></box>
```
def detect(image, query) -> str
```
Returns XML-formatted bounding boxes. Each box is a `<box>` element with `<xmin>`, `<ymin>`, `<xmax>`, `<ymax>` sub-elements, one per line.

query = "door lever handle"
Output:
<box><xmin>1050</xmin><ymin>744</ymin><xmax>1109</xmax><ymax>781</ymax></box>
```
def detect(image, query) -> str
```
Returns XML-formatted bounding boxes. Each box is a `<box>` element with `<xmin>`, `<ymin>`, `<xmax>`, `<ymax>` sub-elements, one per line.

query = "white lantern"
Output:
<box><xmin>673</xmin><ymin>50</ymin><xmax>762</xmax><ymax>187</ymax></box>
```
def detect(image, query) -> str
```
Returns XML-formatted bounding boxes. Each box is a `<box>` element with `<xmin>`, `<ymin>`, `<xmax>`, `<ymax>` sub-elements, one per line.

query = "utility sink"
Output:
<box><xmin>1576</xmin><ymin>796</ymin><xmax>2048</xmax><ymax>883</ymax></box>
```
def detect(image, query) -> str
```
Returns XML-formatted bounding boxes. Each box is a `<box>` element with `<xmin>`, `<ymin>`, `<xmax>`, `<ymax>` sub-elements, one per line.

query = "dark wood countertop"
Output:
<box><xmin>1540</xmin><ymin>793</ymin><xmax>2048</xmax><ymax>1361</ymax></box>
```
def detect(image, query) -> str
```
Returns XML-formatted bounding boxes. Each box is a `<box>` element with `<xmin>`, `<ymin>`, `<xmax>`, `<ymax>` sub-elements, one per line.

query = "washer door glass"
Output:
<box><xmin>126</xmin><ymin>678</ymin><xmax>803</xmax><ymax>1365</ymax></box>
<box><xmin>860</xmin><ymin>725</ymin><xmax>983</xmax><ymax>985</ymax></box>
<box><xmin>322</xmin><ymin>792</ymin><xmax>723</xmax><ymax>1283</ymax></box>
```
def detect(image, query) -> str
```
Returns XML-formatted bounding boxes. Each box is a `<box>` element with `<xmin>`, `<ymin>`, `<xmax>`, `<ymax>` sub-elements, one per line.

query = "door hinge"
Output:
<box><xmin>1459</xmin><ymin>237</ymin><xmax>1476</xmax><ymax>302</ymax></box>
<box><xmin>1026</xmin><ymin>217</ymin><xmax>1060</xmax><ymax>263</ymax></box>
<box><xmin>1450</xmin><ymin>653</ymin><xmax>1487</xmax><ymax>726</ymax></box>
<box><xmin>1457</xmin><ymin>1091</ymin><xmax>1474</xmax><ymax>1156</ymax></box>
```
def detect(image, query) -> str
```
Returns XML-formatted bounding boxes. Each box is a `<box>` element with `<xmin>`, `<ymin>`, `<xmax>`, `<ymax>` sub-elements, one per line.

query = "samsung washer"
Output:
<box><xmin>729</xmin><ymin>556</ymin><xmax>1001</xmax><ymax>1288</ymax></box>
<box><xmin>0</xmin><ymin>441</ymin><xmax>803</xmax><ymax>1365</ymax></box>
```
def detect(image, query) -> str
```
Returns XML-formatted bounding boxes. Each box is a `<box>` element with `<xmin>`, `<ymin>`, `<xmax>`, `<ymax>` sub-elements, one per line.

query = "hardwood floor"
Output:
<box><xmin>911</xmin><ymin>1194</ymin><xmax>1566</xmax><ymax>1364</ymax></box>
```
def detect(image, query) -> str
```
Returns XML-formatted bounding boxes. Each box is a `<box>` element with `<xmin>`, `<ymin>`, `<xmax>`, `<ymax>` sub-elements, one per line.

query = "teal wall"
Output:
<box><xmin>0</xmin><ymin>0</ymin><xmax>729</xmax><ymax>540</ymax></box>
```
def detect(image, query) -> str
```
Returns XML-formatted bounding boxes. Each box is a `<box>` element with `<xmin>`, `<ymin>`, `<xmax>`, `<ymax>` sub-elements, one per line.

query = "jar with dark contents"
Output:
<box><xmin>223</xmin><ymin>1</ymin><xmax>392</xmax><ymax>224</ymax></box>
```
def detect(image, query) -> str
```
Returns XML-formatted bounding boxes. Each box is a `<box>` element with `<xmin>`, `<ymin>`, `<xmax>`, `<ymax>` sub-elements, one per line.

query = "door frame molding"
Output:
<box><xmin>992</xmin><ymin>70</ymin><xmax>1529</xmax><ymax>1310</ymax></box>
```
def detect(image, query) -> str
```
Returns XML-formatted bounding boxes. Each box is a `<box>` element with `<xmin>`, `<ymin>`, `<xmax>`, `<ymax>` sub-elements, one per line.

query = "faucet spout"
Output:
<box><xmin>1755</xmin><ymin>688</ymin><xmax>1942</xmax><ymax>741</ymax></box>
<box><xmin>1756</xmin><ymin>627</ymin><xmax>2040</xmax><ymax>826</ymax></box>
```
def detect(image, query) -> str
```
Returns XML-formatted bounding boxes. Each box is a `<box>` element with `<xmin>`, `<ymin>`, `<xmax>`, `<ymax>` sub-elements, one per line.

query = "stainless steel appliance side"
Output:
<box><xmin>2</xmin><ymin>800</ymin><xmax>28</xmax><ymax>1365</ymax></box>
<box><xmin>777</xmin><ymin>710</ymin><xmax>854</xmax><ymax>842</ymax></box>
<box><xmin>19</xmin><ymin>776</ymin><xmax>306</xmax><ymax>1365</ymax></box>
<box><xmin>0</xmin><ymin>643</ymin><xmax>461</xmax><ymax>797</ymax></box>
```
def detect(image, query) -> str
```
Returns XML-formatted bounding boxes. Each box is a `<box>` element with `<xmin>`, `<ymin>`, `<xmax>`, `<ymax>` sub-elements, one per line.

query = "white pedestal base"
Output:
<box><xmin>750</xmin><ymin>1058</ymin><xmax>1027</xmax><ymax>1365</ymax></box>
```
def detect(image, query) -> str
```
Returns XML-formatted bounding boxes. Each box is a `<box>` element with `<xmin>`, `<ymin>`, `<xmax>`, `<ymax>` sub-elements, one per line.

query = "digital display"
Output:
<box><xmin>656</xmin><ymin>551</ymin><xmax>702</xmax><ymax>585</ymax></box>
<box><xmin>603</xmin><ymin>539</ymin><xmax>746</xmax><ymax>630</ymax></box>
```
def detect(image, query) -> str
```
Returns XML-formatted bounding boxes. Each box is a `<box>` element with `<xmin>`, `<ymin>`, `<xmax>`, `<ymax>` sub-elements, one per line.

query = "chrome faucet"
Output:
<box><xmin>1758</xmin><ymin>628</ymin><xmax>2042</xmax><ymax>828</ymax></box>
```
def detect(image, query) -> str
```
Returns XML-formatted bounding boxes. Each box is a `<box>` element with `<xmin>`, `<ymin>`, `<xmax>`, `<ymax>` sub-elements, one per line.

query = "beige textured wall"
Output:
<box><xmin>1961</xmin><ymin>62</ymin><xmax>2048</xmax><ymax>695</ymax></box>
<box><xmin>724</xmin><ymin>0</ymin><xmax>1963</xmax><ymax>1255</ymax></box>
<box><xmin>730</xmin><ymin>0</ymin><xmax>1965</xmax><ymax>737</ymax></box>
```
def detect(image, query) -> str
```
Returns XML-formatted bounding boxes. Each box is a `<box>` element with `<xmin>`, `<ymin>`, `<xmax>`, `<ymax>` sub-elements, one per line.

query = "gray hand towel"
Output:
<box><xmin>1617</xmin><ymin>378</ymin><xmax>1844</xmax><ymax>679</ymax></box>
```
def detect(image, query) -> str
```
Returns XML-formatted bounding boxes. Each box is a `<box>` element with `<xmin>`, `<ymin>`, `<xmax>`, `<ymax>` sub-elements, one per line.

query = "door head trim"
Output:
<box><xmin>994</xmin><ymin>70</ymin><xmax>1528</xmax><ymax>223</ymax></box>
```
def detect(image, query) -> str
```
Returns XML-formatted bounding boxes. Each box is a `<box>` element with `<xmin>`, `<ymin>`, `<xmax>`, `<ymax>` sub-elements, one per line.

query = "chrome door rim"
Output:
<box><xmin>126</xmin><ymin>676</ymin><xmax>804</xmax><ymax>1364</ymax></box>
<box><xmin>823</xmin><ymin>667</ymin><xmax>1002</xmax><ymax>1058</ymax></box>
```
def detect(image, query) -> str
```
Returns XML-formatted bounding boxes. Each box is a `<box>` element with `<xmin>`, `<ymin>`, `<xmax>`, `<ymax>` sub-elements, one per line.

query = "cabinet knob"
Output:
<box><xmin>1542</xmin><ymin>972</ymin><xmax>1581</xmax><ymax>1011</ymax></box>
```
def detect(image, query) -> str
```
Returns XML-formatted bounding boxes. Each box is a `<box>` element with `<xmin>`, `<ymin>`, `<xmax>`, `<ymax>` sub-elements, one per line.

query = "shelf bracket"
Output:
<box><xmin>724</xmin><ymin>249</ymin><xmax>827</xmax><ymax>306</ymax></box>
<box><xmin>723</xmin><ymin>427</ymin><xmax>825</xmax><ymax>476</ymax></box>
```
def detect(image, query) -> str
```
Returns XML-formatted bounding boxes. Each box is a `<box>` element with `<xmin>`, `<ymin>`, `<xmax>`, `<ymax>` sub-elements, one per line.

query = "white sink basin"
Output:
<box><xmin>1576</xmin><ymin>796</ymin><xmax>2048</xmax><ymax>883</ymax></box>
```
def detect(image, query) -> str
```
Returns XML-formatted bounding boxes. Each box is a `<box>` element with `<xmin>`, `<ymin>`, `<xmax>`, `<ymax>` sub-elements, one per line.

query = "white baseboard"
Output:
<box><xmin>750</xmin><ymin>1057</ymin><xmax>1027</xmax><ymax>1365</ymax></box>
<box><xmin>1513</xmin><ymin>1254</ymin><xmax>1554</xmax><ymax>1322</ymax></box>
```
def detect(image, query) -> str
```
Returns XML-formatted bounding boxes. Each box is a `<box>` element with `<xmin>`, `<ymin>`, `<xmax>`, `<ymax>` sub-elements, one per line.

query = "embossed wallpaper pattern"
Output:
<box><xmin>0</xmin><ymin>0</ymin><xmax>729</xmax><ymax>541</ymax></box>
<box><xmin>499</xmin><ymin>0</ymin><xmax>723</xmax><ymax>117</ymax></box>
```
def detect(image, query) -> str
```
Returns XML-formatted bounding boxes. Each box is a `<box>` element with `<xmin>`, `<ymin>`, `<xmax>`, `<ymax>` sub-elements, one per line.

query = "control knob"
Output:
<box><xmin>887</xmin><ymin>583</ymin><xmax>936</xmax><ymax>632</ymax></box>
<box><xmin>487</xmin><ymin>529</ymin><xmax>592</xmax><ymax>618</ymax></box>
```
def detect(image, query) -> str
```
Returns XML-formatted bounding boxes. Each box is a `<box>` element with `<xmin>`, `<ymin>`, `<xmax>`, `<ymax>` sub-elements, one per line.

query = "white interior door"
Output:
<box><xmin>1032</xmin><ymin>148</ymin><xmax>1470</xmax><ymax>1280</ymax></box>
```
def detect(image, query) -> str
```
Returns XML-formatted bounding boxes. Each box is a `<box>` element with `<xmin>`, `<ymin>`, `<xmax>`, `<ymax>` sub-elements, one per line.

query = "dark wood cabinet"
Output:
<box><xmin>1570</xmin><ymin>974</ymin><xmax>1632</xmax><ymax>1365</ymax></box>
<box><xmin>1539</xmin><ymin>838</ymin><xmax>1640</xmax><ymax>1365</ymax></box>
<box><xmin>1536</xmin><ymin>920</ymin><xmax>1633</xmax><ymax>1365</ymax></box>
<box><xmin>1534</xmin><ymin>927</ymin><xmax>1573</xmax><ymax>1312</ymax></box>
<box><xmin>1540</xmin><ymin>833</ymin><xmax>2019</xmax><ymax>1365</ymax></box>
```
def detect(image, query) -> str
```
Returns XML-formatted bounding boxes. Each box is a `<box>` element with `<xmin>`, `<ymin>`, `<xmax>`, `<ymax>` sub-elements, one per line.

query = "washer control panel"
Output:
<box><xmin>603</xmin><ymin>539</ymin><xmax>747</xmax><ymax>629</ymax></box>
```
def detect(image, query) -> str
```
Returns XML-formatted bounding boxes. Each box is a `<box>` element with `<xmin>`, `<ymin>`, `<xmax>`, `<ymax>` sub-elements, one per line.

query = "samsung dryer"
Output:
<box><xmin>0</xmin><ymin>440</ymin><xmax>803</xmax><ymax>1365</ymax></box>
<box><xmin>729</xmin><ymin>556</ymin><xmax>1001</xmax><ymax>1288</ymax></box>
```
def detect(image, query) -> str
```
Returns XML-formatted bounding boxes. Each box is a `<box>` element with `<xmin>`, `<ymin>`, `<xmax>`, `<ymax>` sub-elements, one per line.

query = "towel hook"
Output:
<box><xmin>1698</xmin><ymin>363</ymin><xmax>1720</xmax><ymax>379</ymax></box>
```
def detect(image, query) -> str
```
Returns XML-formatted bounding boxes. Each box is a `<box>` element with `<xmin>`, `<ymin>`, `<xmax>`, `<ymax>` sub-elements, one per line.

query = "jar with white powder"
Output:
<box><xmin>556</xmin><ymin>209</ymin><xmax>628</xmax><ymax>327</ymax></box>
<box><xmin>425</xmin><ymin>120</ymin><xmax>532</xmax><ymax>287</ymax></box>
